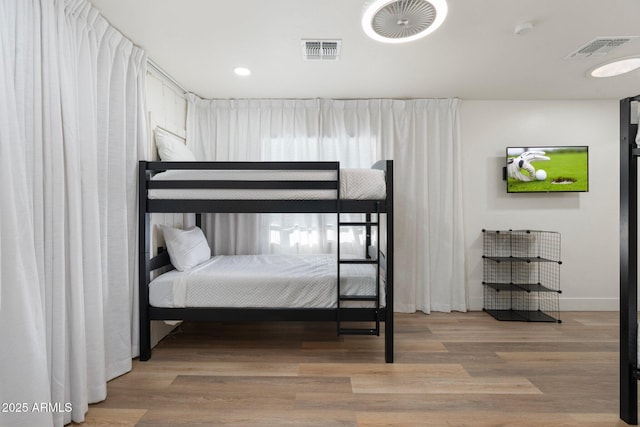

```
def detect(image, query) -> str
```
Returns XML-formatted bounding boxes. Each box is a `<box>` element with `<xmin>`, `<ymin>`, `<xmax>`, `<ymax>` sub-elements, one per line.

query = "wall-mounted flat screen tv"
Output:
<box><xmin>506</xmin><ymin>146</ymin><xmax>589</xmax><ymax>193</ymax></box>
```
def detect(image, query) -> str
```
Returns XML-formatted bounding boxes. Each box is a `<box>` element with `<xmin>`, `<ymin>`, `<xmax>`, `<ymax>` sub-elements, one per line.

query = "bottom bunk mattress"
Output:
<box><xmin>149</xmin><ymin>253</ymin><xmax>384</xmax><ymax>309</ymax></box>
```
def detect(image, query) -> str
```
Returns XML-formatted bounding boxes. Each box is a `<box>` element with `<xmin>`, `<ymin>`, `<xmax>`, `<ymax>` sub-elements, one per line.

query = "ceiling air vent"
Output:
<box><xmin>565</xmin><ymin>37</ymin><xmax>637</xmax><ymax>59</ymax></box>
<box><xmin>302</xmin><ymin>40</ymin><xmax>342</xmax><ymax>61</ymax></box>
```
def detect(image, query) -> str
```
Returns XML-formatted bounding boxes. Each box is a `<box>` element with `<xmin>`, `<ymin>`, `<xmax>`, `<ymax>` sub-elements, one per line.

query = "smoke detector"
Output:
<box><xmin>302</xmin><ymin>40</ymin><xmax>342</xmax><ymax>61</ymax></box>
<box><xmin>514</xmin><ymin>21</ymin><xmax>534</xmax><ymax>36</ymax></box>
<box><xmin>362</xmin><ymin>0</ymin><xmax>448</xmax><ymax>44</ymax></box>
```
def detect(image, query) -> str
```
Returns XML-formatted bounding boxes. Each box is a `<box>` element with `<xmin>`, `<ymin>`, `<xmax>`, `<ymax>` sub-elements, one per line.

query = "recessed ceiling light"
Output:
<box><xmin>590</xmin><ymin>57</ymin><xmax>640</xmax><ymax>78</ymax></box>
<box><xmin>362</xmin><ymin>0</ymin><xmax>448</xmax><ymax>44</ymax></box>
<box><xmin>233</xmin><ymin>67</ymin><xmax>251</xmax><ymax>77</ymax></box>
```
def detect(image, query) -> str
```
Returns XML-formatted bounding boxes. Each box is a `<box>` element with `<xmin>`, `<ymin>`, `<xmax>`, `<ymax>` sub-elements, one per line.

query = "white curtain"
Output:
<box><xmin>375</xmin><ymin>99</ymin><xmax>466</xmax><ymax>313</ymax></box>
<box><xmin>0</xmin><ymin>1</ymin><xmax>147</xmax><ymax>426</ymax></box>
<box><xmin>187</xmin><ymin>96</ymin><xmax>466</xmax><ymax>314</ymax></box>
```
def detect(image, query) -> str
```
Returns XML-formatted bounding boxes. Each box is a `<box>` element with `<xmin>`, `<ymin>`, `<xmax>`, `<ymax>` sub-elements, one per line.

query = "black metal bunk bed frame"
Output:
<box><xmin>621</xmin><ymin>95</ymin><xmax>640</xmax><ymax>424</ymax></box>
<box><xmin>138</xmin><ymin>160</ymin><xmax>394</xmax><ymax>363</ymax></box>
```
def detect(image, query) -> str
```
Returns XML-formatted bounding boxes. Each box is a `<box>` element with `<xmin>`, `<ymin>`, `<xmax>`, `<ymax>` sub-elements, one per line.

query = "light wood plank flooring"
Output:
<box><xmin>78</xmin><ymin>311</ymin><xmax>628</xmax><ymax>426</ymax></box>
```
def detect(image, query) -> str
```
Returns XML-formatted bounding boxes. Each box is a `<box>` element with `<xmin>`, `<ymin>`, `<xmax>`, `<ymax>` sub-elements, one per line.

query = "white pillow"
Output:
<box><xmin>162</xmin><ymin>225</ymin><xmax>210</xmax><ymax>271</ymax></box>
<box><xmin>155</xmin><ymin>127</ymin><xmax>195</xmax><ymax>161</ymax></box>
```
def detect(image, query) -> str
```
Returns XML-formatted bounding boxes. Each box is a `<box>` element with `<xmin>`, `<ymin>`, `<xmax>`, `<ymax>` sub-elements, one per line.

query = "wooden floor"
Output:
<box><xmin>79</xmin><ymin>311</ymin><xmax>628</xmax><ymax>426</ymax></box>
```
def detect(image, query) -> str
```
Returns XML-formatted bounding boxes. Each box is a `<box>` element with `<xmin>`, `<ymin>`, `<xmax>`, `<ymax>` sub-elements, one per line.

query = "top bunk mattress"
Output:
<box><xmin>148</xmin><ymin>168</ymin><xmax>386</xmax><ymax>200</ymax></box>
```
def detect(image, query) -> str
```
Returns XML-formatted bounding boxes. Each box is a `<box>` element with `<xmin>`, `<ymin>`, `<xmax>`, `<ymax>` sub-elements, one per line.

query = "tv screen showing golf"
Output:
<box><xmin>506</xmin><ymin>146</ymin><xmax>589</xmax><ymax>193</ymax></box>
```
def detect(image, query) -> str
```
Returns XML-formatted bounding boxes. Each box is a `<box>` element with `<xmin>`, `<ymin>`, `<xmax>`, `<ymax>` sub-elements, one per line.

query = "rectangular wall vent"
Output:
<box><xmin>302</xmin><ymin>39</ymin><xmax>342</xmax><ymax>61</ymax></box>
<box><xmin>565</xmin><ymin>37</ymin><xmax>637</xmax><ymax>59</ymax></box>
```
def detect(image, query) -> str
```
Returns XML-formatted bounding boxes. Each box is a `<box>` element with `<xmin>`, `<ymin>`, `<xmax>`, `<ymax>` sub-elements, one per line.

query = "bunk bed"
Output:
<box><xmin>621</xmin><ymin>94</ymin><xmax>640</xmax><ymax>424</ymax></box>
<box><xmin>138</xmin><ymin>160</ymin><xmax>394</xmax><ymax>363</ymax></box>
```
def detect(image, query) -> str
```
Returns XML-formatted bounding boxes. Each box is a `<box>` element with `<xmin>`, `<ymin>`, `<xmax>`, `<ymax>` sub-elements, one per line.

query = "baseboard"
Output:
<box><xmin>558</xmin><ymin>297</ymin><xmax>619</xmax><ymax>311</ymax></box>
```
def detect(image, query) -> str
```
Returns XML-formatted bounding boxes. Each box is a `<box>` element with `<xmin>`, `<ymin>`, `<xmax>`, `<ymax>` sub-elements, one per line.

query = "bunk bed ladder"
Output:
<box><xmin>336</xmin><ymin>201</ymin><xmax>381</xmax><ymax>336</ymax></box>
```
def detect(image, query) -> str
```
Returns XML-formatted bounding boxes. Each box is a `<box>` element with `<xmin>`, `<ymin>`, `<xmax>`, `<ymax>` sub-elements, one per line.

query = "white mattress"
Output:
<box><xmin>149</xmin><ymin>254</ymin><xmax>384</xmax><ymax>309</ymax></box>
<box><xmin>148</xmin><ymin>168</ymin><xmax>386</xmax><ymax>200</ymax></box>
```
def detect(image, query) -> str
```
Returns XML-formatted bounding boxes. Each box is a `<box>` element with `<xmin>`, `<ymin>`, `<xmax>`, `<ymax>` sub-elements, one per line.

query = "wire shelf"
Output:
<box><xmin>482</xmin><ymin>230</ymin><xmax>561</xmax><ymax>323</ymax></box>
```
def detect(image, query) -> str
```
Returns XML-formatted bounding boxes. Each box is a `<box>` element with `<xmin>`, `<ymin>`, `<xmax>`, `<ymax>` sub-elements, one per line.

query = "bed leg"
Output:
<box><xmin>140</xmin><ymin>318</ymin><xmax>151</xmax><ymax>361</ymax></box>
<box><xmin>385</xmin><ymin>310</ymin><xmax>394</xmax><ymax>363</ymax></box>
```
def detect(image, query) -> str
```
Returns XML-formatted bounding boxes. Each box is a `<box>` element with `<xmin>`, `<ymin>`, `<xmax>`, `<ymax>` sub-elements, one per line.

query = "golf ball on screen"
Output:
<box><xmin>535</xmin><ymin>169</ymin><xmax>547</xmax><ymax>181</ymax></box>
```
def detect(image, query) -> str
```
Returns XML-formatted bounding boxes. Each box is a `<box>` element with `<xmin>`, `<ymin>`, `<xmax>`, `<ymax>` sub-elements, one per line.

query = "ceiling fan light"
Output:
<box><xmin>362</xmin><ymin>0</ymin><xmax>448</xmax><ymax>44</ymax></box>
<box><xmin>590</xmin><ymin>57</ymin><xmax>640</xmax><ymax>78</ymax></box>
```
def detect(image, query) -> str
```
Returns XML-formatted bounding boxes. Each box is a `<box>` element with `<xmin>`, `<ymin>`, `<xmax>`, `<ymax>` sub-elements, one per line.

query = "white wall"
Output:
<box><xmin>146</xmin><ymin>69</ymin><xmax>187</xmax><ymax>158</ymax></box>
<box><xmin>461</xmin><ymin>100</ymin><xmax>619</xmax><ymax>311</ymax></box>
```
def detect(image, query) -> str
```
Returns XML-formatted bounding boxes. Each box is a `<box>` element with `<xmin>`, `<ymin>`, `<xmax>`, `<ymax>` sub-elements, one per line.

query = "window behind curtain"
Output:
<box><xmin>260</xmin><ymin>134</ymin><xmax>377</xmax><ymax>256</ymax></box>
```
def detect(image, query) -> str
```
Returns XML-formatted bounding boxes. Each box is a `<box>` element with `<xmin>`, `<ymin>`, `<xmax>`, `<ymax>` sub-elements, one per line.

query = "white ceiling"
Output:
<box><xmin>89</xmin><ymin>0</ymin><xmax>640</xmax><ymax>100</ymax></box>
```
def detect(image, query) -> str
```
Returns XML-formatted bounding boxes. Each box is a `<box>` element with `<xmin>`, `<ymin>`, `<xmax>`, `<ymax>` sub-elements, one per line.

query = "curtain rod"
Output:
<box><xmin>146</xmin><ymin>58</ymin><xmax>188</xmax><ymax>95</ymax></box>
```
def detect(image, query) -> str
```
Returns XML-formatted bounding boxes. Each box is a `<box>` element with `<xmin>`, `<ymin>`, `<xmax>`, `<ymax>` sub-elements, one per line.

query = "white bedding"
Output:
<box><xmin>149</xmin><ymin>253</ymin><xmax>384</xmax><ymax>309</ymax></box>
<box><xmin>148</xmin><ymin>168</ymin><xmax>386</xmax><ymax>200</ymax></box>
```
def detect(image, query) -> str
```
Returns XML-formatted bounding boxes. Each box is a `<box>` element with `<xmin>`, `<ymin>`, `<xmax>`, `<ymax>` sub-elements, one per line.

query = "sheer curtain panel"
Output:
<box><xmin>0</xmin><ymin>1</ymin><xmax>148</xmax><ymax>426</ymax></box>
<box><xmin>376</xmin><ymin>99</ymin><xmax>466</xmax><ymax>313</ymax></box>
<box><xmin>187</xmin><ymin>96</ymin><xmax>466</xmax><ymax>314</ymax></box>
